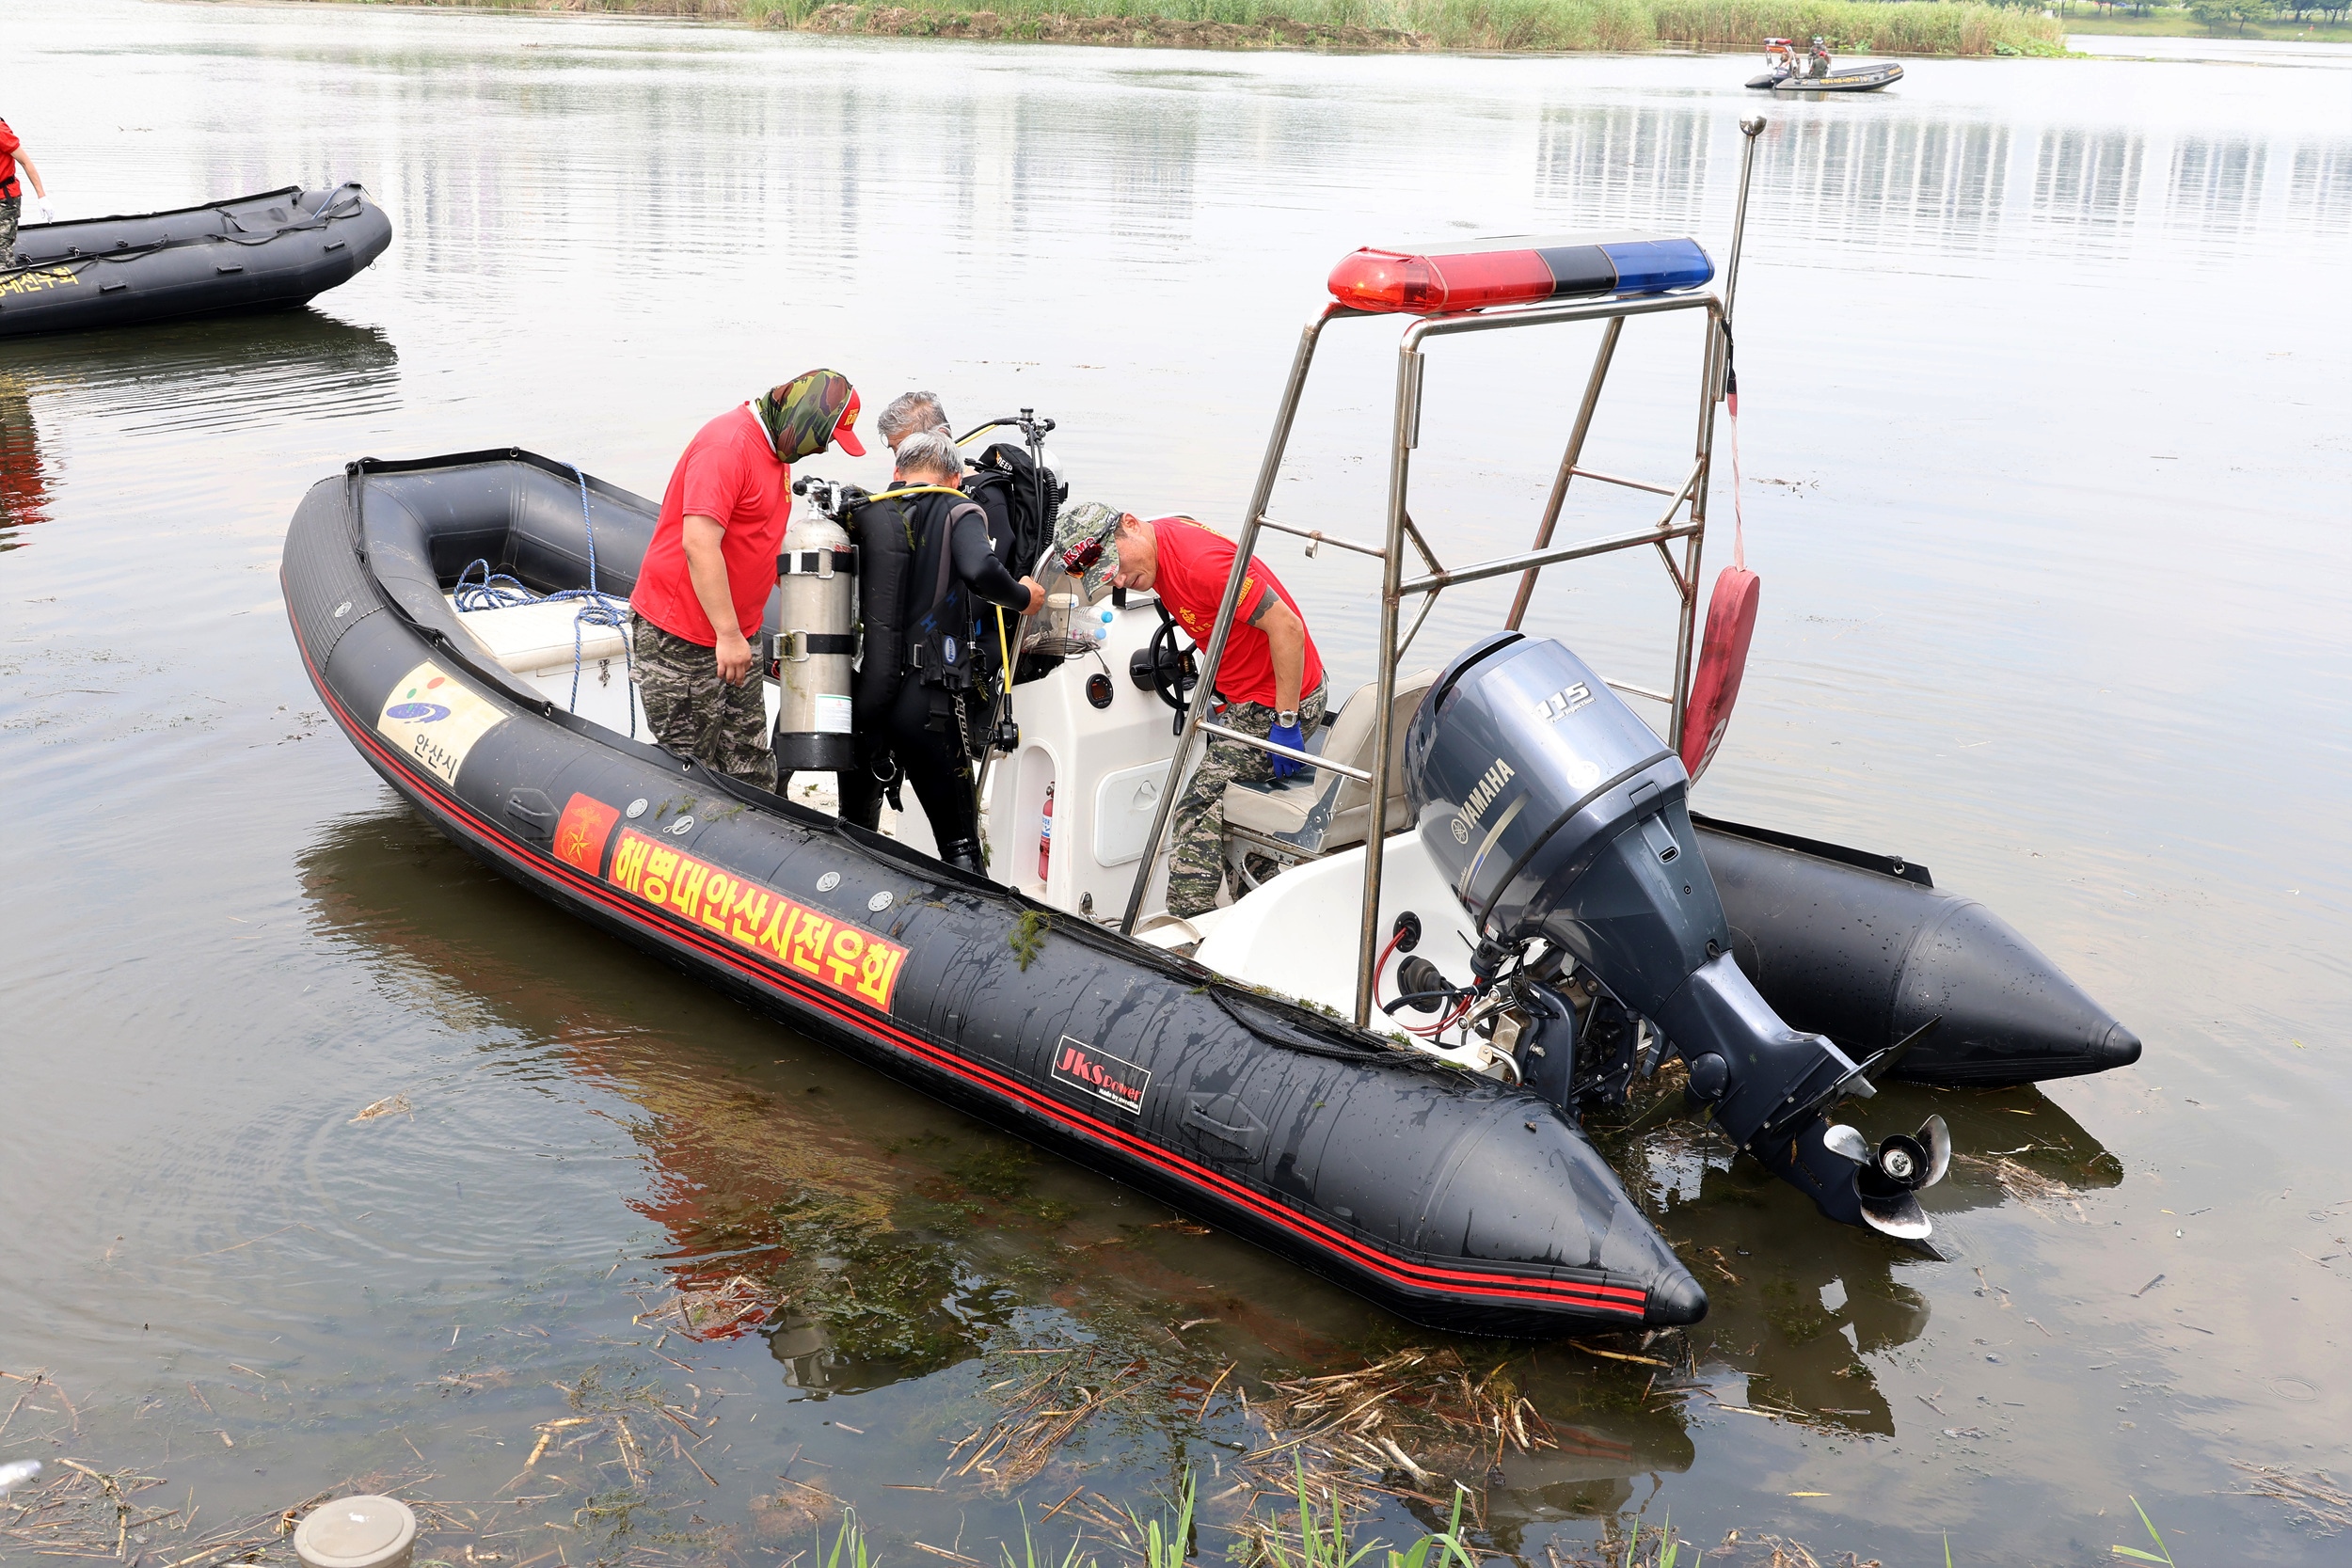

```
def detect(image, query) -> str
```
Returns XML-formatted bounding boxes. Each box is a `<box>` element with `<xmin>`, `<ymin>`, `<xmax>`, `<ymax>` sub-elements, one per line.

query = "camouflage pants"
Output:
<box><xmin>632</xmin><ymin>617</ymin><xmax>776</xmax><ymax>790</ymax></box>
<box><xmin>1</xmin><ymin>198</ymin><xmax>18</xmax><ymax>262</ymax></box>
<box><xmin>1167</xmin><ymin>679</ymin><xmax>1327</xmax><ymax>920</ymax></box>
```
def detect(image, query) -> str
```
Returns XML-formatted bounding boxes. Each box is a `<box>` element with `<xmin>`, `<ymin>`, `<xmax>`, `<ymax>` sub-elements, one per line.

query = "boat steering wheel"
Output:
<box><xmin>1129</xmin><ymin>603</ymin><xmax>1200</xmax><ymax>731</ymax></box>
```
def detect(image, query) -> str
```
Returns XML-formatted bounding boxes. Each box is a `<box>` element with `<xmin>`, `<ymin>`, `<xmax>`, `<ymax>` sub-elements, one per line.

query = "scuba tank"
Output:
<box><xmin>772</xmin><ymin>481</ymin><xmax>859</xmax><ymax>773</ymax></box>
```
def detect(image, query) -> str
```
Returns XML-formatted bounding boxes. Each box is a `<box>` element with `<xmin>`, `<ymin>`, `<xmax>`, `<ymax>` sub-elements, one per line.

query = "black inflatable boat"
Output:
<box><xmin>286</xmin><ymin>451</ymin><xmax>1709</xmax><ymax>1336</ymax></box>
<box><xmin>1</xmin><ymin>184</ymin><xmax>391</xmax><ymax>337</ymax></box>
<box><xmin>1746</xmin><ymin>61</ymin><xmax>1903</xmax><ymax>92</ymax></box>
<box><xmin>285</xmin><ymin>447</ymin><xmax>2137</xmax><ymax>1336</ymax></box>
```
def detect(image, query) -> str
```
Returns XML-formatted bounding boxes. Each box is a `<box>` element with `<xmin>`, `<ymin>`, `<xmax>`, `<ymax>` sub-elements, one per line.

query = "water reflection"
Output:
<box><xmin>2290</xmin><ymin>140</ymin><xmax>2352</xmax><ymax>234</ymax></box>
<box><xmin>294</xmin><ymin>805</ymin><xmax>1027</xmax><ymax>1394</ymax></box>
<box><xmin>0</xmin><ymin>375</ymin><xmax>50</xmax><ymax>540</ymax></box>
<box><xmin>1776</xmin><ymin>119</ymin><xmax>2013</xmax><ymax>259</ymax></box>
<box><xmin>1535</xmin><ymin>106</ymin><xmax>1713</xmax><ymax>232</ymax></box>
<box><xmin>1759</xmin><ymin>114</ymin><xmax>2347</xmax><ymax>266</ymax></box>
<box><xmin>1</xmin><ymin>308</ymin><xmax>398</xmax><ymax>438</ymax></box>
<box><xmin>1630</xmin><ymin>1088</ymin><xmax>2120</xmax><ymax>1436</ymax></box>
<box><xmin>2169</xmin><ymin>135</ymin><xmax>2270</xmax><ymax>238</ymax></box>
<box><xmin>2033</xmin><ymin>129</ymin><xmax>2144</xmax><ymax>234</ymax></box>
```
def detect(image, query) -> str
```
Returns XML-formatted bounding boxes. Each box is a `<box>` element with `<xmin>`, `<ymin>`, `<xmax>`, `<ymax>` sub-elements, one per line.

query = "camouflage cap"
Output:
<box><xmin>1054</xmin><ymin>500</ymin><xmax>1126</xmax><ymax>600</ymax></box>
<box><xmin>760</xmin><ymin>369</ymin><xmax>865</xmax><ymax>463</ymax></box>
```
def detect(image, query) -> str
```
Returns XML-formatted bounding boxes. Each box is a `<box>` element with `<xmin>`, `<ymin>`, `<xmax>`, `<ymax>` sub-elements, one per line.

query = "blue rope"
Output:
<box><xmin>452</xmin><ymin>559</ymin><xmax>536</xmax><ymax>611</ymax></box>
<box><xmin>564</xmin><ymin>463</ymin><xmax>636</xmax><ymax>736</ymax></box>
<box><xmin>447</xmin><ymin>466</ymin><xmax>638</xmax><ymax>739</ymax></box>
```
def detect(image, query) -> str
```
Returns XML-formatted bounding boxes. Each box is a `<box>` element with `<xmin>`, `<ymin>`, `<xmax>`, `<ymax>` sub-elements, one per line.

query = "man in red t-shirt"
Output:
<box><xmin>0</xmin><ymin>117</ymin><xmax>52</xmax><ymax>262</ymax></box>
<box><xmin>1108</xmin><ymin>512</ymin><xmax>1328</xmax><ymax>918</ymax></box>
<box><xmin>630</xmin><ymin>369</ymin><xmax>864</xmax><ymax>789</ymax></box>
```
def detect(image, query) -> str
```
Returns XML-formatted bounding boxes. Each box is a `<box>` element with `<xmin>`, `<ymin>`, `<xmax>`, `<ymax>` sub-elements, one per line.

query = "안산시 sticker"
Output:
<box><xmin>376</xmin><ymin>660</ymin><xmax>508</xmax><ymax>786</ymax></box>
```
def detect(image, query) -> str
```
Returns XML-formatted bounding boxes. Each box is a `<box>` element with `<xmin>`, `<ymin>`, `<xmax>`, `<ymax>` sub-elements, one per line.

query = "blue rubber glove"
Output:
<box><xmin>1266</xmin><ymin>721</ymin><xmax>1306</xmax><ymax>780</ymax></box>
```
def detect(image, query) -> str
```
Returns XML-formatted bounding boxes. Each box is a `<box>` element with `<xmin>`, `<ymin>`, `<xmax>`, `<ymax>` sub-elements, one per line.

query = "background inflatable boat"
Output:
<box><xmin>1745</xmin><ymin>62</ymin><xmax>1904</xmax><ymax>92</ymax></box>
<box><xmin>1</xmin><ymin>184</ymin><xmax>392</xmax><ymax>337</ymax></box>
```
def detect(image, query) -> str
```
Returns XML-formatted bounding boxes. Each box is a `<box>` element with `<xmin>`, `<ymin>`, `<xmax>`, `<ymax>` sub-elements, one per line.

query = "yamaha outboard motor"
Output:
<box><xmin>1406</xmin><ymin>632</ymin><xmax>1952</xmax><ymax>1242</ymax></box>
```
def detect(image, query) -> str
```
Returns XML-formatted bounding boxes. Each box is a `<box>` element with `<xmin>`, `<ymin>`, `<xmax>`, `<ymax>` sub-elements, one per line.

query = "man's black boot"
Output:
<box><xmin>940</xmin><ymin>837</ymin><xmax>988</xmax><ymax>878</ymax></box>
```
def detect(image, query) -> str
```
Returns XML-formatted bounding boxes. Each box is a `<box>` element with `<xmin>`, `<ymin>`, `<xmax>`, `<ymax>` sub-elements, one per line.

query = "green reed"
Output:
<box><xmin>372</xmin><ymin>0</ymin><xmax>2072</xmax><ymax>56</ymax></box>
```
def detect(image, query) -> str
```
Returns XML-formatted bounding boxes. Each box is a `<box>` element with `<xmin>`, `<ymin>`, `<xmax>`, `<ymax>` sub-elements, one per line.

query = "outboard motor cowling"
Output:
<box><xmin>1405</xmin><ymin>632</ymin><xmax>1951</xmax><ymax>1242</ymax></box>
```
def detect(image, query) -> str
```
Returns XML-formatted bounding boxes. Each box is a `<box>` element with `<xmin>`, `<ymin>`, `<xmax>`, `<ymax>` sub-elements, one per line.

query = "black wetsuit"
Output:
<box><xmin>891</xmin><ymin>489</ymin><xmax>1030</xmax><ymax>853</ymax></box>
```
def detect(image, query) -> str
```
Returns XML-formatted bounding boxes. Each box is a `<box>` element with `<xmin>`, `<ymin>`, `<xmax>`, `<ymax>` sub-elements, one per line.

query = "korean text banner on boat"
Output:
<box><xmin>1328</xmin><ymin>232</ymin><xmax>1715</xmax><ymax>315</ymax></box>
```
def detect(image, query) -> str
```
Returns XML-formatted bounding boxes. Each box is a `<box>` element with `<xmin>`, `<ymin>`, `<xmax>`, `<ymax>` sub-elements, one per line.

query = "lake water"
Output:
<box><xmin>4</xmin><ymin>6</ymin><xmax>2348</xmax><ymax>1564</ymax></box>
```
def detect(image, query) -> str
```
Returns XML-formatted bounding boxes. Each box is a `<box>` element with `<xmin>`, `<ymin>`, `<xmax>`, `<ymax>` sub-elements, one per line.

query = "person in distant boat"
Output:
<box><xmin>0</xmin><ymin>116</ymin><xmax>51</xmax><ymax>261</ymax></box>
<box><xmin>629</xmin><ymin>370</ymin><xmax>865</xmax><ymax>790</ymax></box>
<box><xmin>1808</xmin><ymin>37</ymin><xmax>1832</xmax><ymax>77</ymax></box>
<box><xmin>884</xmin><ymin>430</ymin><xmax>1045</xmax><ymax>877</ymax></box>
<box><xmin>1104</xmin><ymin>510</ymin><xmax>1327</xmax><ymax>920</ymax></box>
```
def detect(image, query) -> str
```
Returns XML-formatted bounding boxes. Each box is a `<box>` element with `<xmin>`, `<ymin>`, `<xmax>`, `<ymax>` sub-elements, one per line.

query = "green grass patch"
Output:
<box><xmin>321</xmin><ymin>0</ymin><xmax>2077</xmax><ymax>55</ymax></box>
<box><xmin>2061</xmin><ymin>1</ymin><xmax>2352</xmax><ymax>38</ymax></box>
<box><xmin>1649</xmin><ymin>0</ymin><xmax>2070</xmax><ymax>54</ymax></box>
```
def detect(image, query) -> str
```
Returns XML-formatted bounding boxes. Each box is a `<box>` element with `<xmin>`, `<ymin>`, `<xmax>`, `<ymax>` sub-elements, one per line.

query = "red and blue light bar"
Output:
<box><xmin>1327</xmin><ymin>231</ymin><xmax>1716</xmax><ymax>315</ymax></box>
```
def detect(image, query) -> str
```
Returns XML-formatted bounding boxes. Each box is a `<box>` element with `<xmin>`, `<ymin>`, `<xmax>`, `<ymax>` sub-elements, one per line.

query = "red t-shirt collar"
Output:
<box><xmin>741</xmin><ymin>401</ymin><xmax>782</xmax><ymax>459</ymax></box>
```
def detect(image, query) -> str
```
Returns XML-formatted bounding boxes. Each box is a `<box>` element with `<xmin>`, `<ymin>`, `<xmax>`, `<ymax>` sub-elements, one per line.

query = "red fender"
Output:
<box><xmin>1679</xmin><ymin>563</ymin><xmax>1759</xmax><ymax>784</ymax></box>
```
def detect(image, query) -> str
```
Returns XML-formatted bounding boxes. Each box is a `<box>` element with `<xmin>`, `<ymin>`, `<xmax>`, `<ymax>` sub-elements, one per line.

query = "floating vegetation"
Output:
<box><xmin>540</xmin><ymin>1366</ymin><xmax>715</xmax><ymax>1491</ymax></box>
<box><xmin>635</xmin><ymin>1273</ymin><xmax>781</xmax><ymax>1340</ymax></box>
<box><xmin>1951</xmin><ymin>1151</ymin><xmax>2087</xmax><ymax>1219</ymax></box>
<box><xmin>1255</xmin><ymin>1346</ymin><xmax>1556</xmax><ymax>1477</ymax></box>
<box><xmin>1217</xmin><ymin>1348</ymin><xmax>1562</xmax><ymax>1562</ymax></box>
<box><xmin>348</xmin><ymin>1092</ymin><xmax>413</xmax><ymax>1122</ymax></box>
<box><xmin>0</xmin><ymin>1458</ymin><xmax>216</xmax><ymax>1565</ymax></box>
<box><xmin>945</xmin><ymin>1349</ymin><xmax>1156</xmax><ymax>1491</ymax></box>
<box><xmin>2230</xmin><ymin>1462</ymin><xmax>2352</xmax><ymax>1536</ymax></box>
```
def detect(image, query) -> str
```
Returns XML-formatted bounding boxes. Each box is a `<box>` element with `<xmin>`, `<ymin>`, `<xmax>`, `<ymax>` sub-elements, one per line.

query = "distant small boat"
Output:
<box><xmin>1747</xmin><ymin>61</ymin><xmax>1903</xmax><ymax>92</ymax></box>
<box><xmin>0</xmin><ymin>184</ymin><xmax>391</xmax><ymax>338</ymax></box>
<box><xmin>1746</xmin><ymin>38</ymin><xmax>1902</xmax><ymax>93</ymax></box>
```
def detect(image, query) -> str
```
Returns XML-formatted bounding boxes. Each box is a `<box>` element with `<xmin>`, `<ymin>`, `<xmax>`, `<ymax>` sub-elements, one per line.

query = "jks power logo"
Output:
<box><xmin>1052</xmin><ymin>1037</ymin><xmax>1151</xmax><ymax>1115</ymax></box>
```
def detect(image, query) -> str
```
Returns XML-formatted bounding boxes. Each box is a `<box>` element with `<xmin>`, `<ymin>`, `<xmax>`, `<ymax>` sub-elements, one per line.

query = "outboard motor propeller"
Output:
<box><xmin>1823</xmin><ymin>1115</ymin><xmax>1952</xmax><ymax>1239</ymax></box>
<box><xmin>1405</xmin><ymin>631</ymin><xmax>1952</xmax><ymax>1242</ymax></box>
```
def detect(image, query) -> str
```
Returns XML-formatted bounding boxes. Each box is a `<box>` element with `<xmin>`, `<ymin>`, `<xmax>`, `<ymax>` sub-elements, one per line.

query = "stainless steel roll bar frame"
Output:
<box><xmin>1119</xmin><ymin>119</ymin><xmax>1770</xmax><ymax>1030</ymax></box>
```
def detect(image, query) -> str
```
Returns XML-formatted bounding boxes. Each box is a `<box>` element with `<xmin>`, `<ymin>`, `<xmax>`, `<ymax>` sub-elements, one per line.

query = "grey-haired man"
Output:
<box><xmin>877</xmin><ymin>390</ymin><xmax>951</xmax><ymax>453</ymax></box>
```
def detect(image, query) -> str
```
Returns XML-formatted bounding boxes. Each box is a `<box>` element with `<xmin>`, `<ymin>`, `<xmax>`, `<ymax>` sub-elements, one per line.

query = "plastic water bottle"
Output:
<box><xmin>1092</xmin><ymin>608</ymin><xmax>1114</xmax><ymax>642</ymax></box>
<box><xmin>1039</xmin><ymin>783</ymin><xmax>1055</xmax><ymax>882</ymax></box>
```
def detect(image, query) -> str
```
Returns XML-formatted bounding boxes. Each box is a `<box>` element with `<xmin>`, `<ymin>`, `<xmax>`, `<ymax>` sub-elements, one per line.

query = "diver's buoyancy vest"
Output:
<box><xmin>902</xmin><ymin>488</ymin><xmax>989</xmax><ymax>692</ymax></box>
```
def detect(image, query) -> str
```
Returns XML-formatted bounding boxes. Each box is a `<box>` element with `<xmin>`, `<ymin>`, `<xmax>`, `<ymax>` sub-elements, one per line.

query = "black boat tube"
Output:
<box><xmin>1694</xmin><ymin>817</ymin><xmax>2141</xmax><ymax>1086</ymax></box>
<box><xmin>283</xmin><ymin>451</ymin><xmax>1706</xmax><ymax>1338</ymax></box>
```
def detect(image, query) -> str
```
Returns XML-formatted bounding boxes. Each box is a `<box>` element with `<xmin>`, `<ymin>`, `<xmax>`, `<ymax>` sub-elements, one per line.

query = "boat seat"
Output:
<box><xmin>444</xmin><ymin>595</ymin><xmax>628</xmax><ymax>674</ymax></box>
<box><xmin>1219</xmin><ymin>669</ymin><xmax>1438</xmax><ymax>881</ymax></box>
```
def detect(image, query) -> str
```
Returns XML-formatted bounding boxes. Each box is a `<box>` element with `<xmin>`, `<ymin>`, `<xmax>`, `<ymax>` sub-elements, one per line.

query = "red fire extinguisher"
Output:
<box><xmin>1039</xmin><ymin>783</ymin><xmax>1055</xmax><ymax>881</ymax></box>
